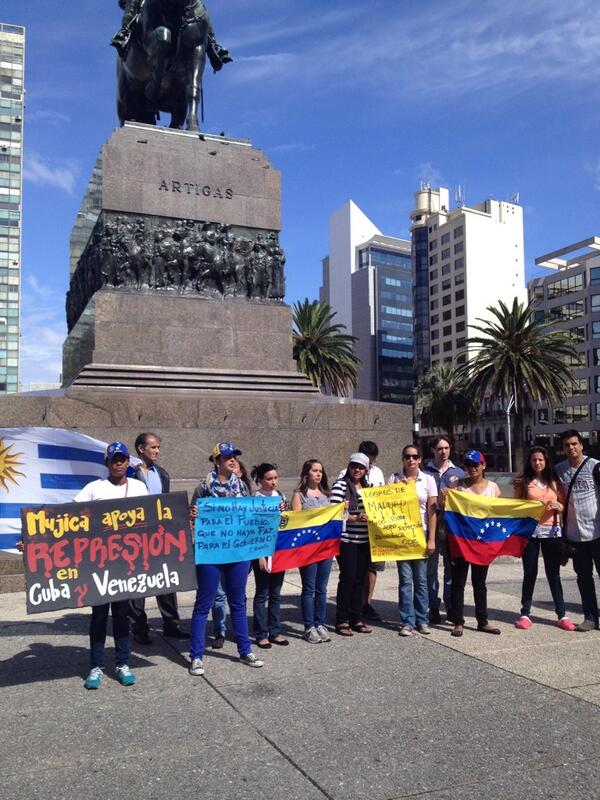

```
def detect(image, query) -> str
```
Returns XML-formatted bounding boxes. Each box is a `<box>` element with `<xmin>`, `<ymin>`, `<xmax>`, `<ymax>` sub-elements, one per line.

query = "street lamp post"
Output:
<box><xmin>506</xmin><ymin>395</ymin><xmax>515</xmax><ymax>472</ymax></box>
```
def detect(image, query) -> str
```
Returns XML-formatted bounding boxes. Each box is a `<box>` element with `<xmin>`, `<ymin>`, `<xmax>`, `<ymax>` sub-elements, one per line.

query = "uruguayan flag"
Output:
<box><xmin>0</xmin><ymin>428</ymin><xmax>111</xmax><ymax>552</ymax></box>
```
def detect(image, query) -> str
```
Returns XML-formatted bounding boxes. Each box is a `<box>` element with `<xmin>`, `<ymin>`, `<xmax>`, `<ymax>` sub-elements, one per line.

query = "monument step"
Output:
<box><xmin>70</xmin><ymin>364</ymin><xmax>319</xmax><ymax>394</ymax></box>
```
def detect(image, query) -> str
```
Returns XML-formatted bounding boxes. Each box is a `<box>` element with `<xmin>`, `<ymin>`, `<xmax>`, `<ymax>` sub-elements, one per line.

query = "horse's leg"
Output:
<box><xmin>184</xmin><ymin>43</ymin><xmax>206</xmax><ymax>132</ymax></box>
<box><xmin>145</xmin><ymin>25</ymin><xmax>171</xmax><ymax>103</ymax></box>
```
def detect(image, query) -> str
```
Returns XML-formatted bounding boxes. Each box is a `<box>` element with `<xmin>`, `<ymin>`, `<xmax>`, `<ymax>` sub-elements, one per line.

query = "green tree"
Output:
<box><xmin>415</xmin><ymin>361</ymin><xmax>476</xmax><ymax>440</ymax></box>
<box><xmin>459</xmin><ymin>297</ymin><xmax>577</xmax><ymax>468</ymax></box>
<box><xmin>292</xmin><ymin>299</ymin><xmax>360</xmax><ymax>396</ymax></box>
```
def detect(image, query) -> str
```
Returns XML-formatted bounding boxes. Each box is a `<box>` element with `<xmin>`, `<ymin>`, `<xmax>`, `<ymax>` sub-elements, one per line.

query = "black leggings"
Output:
<box><xmin>336</xmin><ymin>541</ymin><xmax>370</xmax><ymax>626</ymax></box>
<box><xmin>450</xmin><ymin>557</ymin><xmax>490</xmax><ymax>626</ymax></box>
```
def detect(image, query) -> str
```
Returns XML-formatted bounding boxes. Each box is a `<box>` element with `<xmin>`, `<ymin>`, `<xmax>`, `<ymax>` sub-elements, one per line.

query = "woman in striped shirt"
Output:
<box><xmin>331</xmin><ymin>452</ymin><xmax>372</xmax><ymax>636</ymax></box>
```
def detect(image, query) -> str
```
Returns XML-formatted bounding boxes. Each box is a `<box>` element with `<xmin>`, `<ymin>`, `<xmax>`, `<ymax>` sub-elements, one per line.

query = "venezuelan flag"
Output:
<box><xmin>445</xmin><ymin>490</ymin><xmax>545</xmax><ymax>566</ymax></box>
<box><xmin>271</xmin><ymin>502</ymin><xmax>345</xmax><ymax>573</ymax></box>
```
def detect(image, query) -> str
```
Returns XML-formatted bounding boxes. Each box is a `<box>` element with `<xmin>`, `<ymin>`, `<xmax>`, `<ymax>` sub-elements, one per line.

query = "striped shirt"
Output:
<box><xmin>330</xmin><ymin>478</ymin><xmax>369</xmax><ymax>544</ymax></box>
<box><xmin>556</xmin><ymin>457</ymin><xmax>600</xmax><ymax>542</ymax></box>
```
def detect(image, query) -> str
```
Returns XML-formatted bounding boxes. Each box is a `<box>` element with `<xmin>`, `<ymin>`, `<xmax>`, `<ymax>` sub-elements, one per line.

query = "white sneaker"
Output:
<box><xmin>240</xmin><ymin>652</ymin><xmax>264</xmax><ymax>668</ymax></box>
<box><xmin>399</xmin><ymin>625</ymin><xmax>414</xmax><ymax>637</ymax></box>
<box><xmin>316</xmin><ymin>625</ymin><xmax>331</xmax><ymax>642</ymax></box>
<box><xmin>189</xmin><ymin>658</ymin><xmax>205</xmax><ymax>676</ymax></box>
<box><xmin>303</xmin><ymin>626</ymin><xmax>322</xmax><ymax>644</ymax></box>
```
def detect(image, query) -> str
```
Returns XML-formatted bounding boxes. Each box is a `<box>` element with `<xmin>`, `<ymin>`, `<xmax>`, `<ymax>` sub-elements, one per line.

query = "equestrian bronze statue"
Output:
<box><xmin>113</xmin><ymin>0</ymin><xmax>232</xmax><ymax>131</ymax></box>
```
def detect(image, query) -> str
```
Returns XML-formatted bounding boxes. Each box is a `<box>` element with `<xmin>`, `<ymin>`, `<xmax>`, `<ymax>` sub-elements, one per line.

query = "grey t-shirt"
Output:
<box><xmin>556</xmin><ymin>457</ymin><xmax>600</xmax><ymax>542</ymax></box>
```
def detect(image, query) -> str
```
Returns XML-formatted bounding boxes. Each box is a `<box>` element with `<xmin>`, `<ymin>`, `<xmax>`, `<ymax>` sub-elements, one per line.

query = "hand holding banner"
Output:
<box><xmin>194</xmin><ymin>495</ymin><xmax>281</xmax><ymax>564</ymax></box>
<box><xmin>361</xmin><ymin>482</ymin><xmax>426</xmax><ymax>561</ymax></box>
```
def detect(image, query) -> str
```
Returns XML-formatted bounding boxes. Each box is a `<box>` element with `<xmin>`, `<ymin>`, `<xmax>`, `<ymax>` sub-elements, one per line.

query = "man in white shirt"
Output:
<box><xmin>75</xmin><ymin>441</ymin><xmax>148</xmax><ymax>690</ymax></box>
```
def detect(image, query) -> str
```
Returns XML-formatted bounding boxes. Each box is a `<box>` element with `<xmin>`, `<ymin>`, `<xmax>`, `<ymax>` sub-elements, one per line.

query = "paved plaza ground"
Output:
<box><xmin>1</xmin><ymin>558</ymin><xmax>600</xmax><ymax>800</ymax></box>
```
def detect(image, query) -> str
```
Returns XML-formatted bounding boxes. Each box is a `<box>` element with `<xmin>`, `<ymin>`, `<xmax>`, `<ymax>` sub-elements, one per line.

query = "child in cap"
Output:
<box><xmin>74</xmin><ymin>442</ymin><xmax>148</xmax><ymax>689</ymax></box>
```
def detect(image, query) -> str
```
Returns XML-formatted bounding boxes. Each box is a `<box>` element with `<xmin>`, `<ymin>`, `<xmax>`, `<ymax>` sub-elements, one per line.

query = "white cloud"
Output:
<box><xmin>416</xmin><ymin>162</ymin><xmax>444</xmax><ymax>188</ymax></box>
<box><xmin>19</xmin><ymin>278</ymin><xmax>65</xmax><ymax>388</ymax></box>
<box><xmin>26</xmin><ymin>109</ymin><xmax>71</xmax><ymax>126</ymax></box>
<box><xmin>23</xmin><ymin>152</ymin><xmax>80</xmax><ymax>195</ymax></box>
<box><xmin>585</xmin><ymin>159</ymin><xmax>600</xmax><ymax>191</ymax></box>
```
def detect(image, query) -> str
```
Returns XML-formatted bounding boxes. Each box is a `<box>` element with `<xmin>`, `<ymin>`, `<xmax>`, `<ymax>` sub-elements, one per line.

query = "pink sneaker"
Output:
<box><xmin>556</xmin><ymin>617</ymin><xmax>576</xmax><ymax>631</ymax></box>
<box><xmin>515</xmin><ymin>616</ymin><xmax>533</xmax><ymax>629</ymax></box>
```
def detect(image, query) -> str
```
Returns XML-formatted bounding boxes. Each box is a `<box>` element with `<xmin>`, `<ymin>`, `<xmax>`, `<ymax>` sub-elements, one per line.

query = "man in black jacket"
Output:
<box><xmin>129</xmin><ymin>432</ymin><xmax>188</xmax><ymax>642</ymax></box>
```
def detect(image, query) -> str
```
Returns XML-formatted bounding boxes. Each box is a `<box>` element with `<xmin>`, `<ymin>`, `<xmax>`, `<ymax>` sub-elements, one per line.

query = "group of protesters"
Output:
<box><xmin>35</xmin><ymin>426</ymin><xmax>600</xmax><ymax>690</ymax></box>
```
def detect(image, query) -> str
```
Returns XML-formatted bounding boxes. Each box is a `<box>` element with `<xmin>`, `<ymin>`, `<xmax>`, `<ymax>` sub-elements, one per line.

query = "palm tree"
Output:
<box><xmin>415</xmin><ymin>361</ymin><xmax>476</xmax><ymax>440</ymax></box>
<box><xmin>459</xmin><ymin>297</ymin><xmax>577</xmax><ymax>468</ymax></box>
<box><xmin>292</xmin><ymin>299</ymin><xmax>360</xmax><ymax>396</ymax></box>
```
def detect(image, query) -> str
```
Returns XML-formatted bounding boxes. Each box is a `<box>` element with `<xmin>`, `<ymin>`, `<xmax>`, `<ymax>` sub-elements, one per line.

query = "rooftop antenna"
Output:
<box><xmin>455</xmin><ymin>184</ymin><xmax>465</xmax><ymax>208</ymax></box>
<box><xmin>511</xmin><ymin>191</ymin><xmax>520</xmax><ymax>204</ymax></box>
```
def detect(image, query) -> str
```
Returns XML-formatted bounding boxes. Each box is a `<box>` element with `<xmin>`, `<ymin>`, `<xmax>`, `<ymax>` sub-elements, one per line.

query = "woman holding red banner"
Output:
<box><xmin>330</xmin><ymin>453</ymin><xmax>373</xmax><ymax>637</ymax></box>
<box><xmin>513</xmin><ymin>447</ymin><xmax>574</xmax><ymax>631</ymax></box>
<box><xmin>443</xmin><ymin>450</ymin><xmax>501</xmax><ymax>638</ymax></box>
<box><xmin>389</xmin><ymin>444</ymin><xmax>438</xmax><ymax>637</ymax></box>
<box><xmin>291</xmin><ymin>459</ymin><xmax>333</xmax><ymax>644</ymax></box>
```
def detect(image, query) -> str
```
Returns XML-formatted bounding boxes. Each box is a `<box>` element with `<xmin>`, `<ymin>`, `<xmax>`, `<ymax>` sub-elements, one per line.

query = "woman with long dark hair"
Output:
<box><xmin>291</xmin><ymin>459</ymin><xmax>333</xmax><ymax>643</ymax></box>
<box><xmin>330</xmin><ymin>453</ymin><xmax>372</xmax><ymax>637</ymax></box>
<box><xmin>513</xmin><ymin>446</ymin><xmax>574</xmax><ymax>630</ymax></box>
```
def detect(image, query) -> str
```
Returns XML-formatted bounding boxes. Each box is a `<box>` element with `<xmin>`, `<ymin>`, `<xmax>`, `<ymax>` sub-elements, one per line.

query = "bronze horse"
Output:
<box><xmin>116</xmin><ymin>0</ymin><xmax>231</xmax><ymax>132</ymax></box>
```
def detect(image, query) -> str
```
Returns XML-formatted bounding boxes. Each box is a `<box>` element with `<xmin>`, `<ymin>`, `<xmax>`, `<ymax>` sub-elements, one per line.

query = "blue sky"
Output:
<box><xmin>4</xmin><ymin>0</ymin><xmax>600</xmax><ymax>386</ymax></box>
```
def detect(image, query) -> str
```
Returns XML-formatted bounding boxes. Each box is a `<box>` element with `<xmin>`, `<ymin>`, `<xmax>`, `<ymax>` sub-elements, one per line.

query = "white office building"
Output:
<box><xmin>320</xmin><ymin>200</ymin><xmax>413</xmax><ymax>404</ymax></box>
<box><xmin>410</xmin><ymin>186</ymin><xmax>526</xmax><ymax>381</ymax></box>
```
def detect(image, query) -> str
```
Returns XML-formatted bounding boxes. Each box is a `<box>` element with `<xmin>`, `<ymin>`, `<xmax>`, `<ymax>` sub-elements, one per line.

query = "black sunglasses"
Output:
<box><xmin>403</xmin><ymin>454</ymin><xmax>419</xmax><ymax>460</ymax></box>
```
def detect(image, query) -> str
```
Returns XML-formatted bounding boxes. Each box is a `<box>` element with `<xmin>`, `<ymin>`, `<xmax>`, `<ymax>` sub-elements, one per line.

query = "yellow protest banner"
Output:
<box><xmin>361</xmin><ymin>482</ymin><xmax>426</xmax><ymax>561</ymax></box>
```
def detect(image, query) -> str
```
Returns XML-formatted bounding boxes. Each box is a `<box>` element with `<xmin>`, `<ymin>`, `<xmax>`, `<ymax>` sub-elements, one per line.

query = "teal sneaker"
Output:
<box><xmin>115</xmin><ymin>664</ymin><xmax>136</xmax><ymax>686</ymax></box>
<box><xmin>84</xmin><ymin>667</ymin><xmax>103</xmax><ymax>690</ymax></box>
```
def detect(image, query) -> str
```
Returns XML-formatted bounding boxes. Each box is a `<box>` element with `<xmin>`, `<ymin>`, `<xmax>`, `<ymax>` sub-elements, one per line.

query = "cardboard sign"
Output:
<box><xmin>22</xmin><ymin>492</ymin><xmax>196</xmax><ymax>614</ymax></box>
<box><xmin>195</xmin><ymin>495</ymin><xmax>281</xmax><ymax>564</ymax></box>
<box><xmin>361</xmin><ymin>482</ymin><xmax>427</xmax><ymax>561</ymax></box>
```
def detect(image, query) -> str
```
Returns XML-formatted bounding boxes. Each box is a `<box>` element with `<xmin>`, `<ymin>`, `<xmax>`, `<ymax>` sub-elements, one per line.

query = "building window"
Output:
<box><xmin>572</xmin><ymin>378</ymin><xmax>588</xmax><ymax>395</ymax></box>
<box><xmin>591</xmin><ymin>267</ymin><xmax>600</xmax><ymax>285</ymax></box>
<box><xmin>442</xmin><ymin>310</ymin><xmax>452</xmax><ymax>321</ymax></box>
<box><xmin>431</xmin><ymin>344</ymin><xmax>440</xmax><ymax>355</ymax></box>
<box><xmin>547</xmin><ymin>272</ymin><xmax>584</xmax><ymax>298</ymax></box>
<box><xmin>442</xmin><ymin>279</ymin><xmax>451</xmax><ymax>290</ymax></box>
<box><xmin>454</xmin><ymin>225</ymin><xmax>463</xmax><ymax>238</ymax></box>
<box><xmin>553</xmin><ymin>405</ymin><xmax>589</xmax><ymax>425</ymax></box>
<box><xmin>593</xmin><ymin>349</ymin><xmax>600</xmax><ymax>366</ymax></box>
<box><xmin>456</xmin><ymin>305</ymin><xmax>465</xmax><ymax>317</ymax></box>
<box><xmin>593</xmin><ymin>321</ymin><xmax>600</xmax><ymax>338</ymax></box>
<box><xmin>457</xmin><ymin>337</ymin><xmax>466</xmax><ymax>348</ymax></box>
<box><xmin>441</xmin><ymin>248</ymin><xmax>450</xmax><ymax>260</ymax></box>
<box><xmin>595</xmin><ymin>375</ymin><xmax>600</xmax><ymax>394</ymax></box>
<box><xmin>441</xmin><ymin>232</ymin><xmax>450</xmax><ymax>244</ymax></box>
<box><xmin>455</xmin><ymin>289</ymin><xmax>465</xmax><ymax>301</ymax></box>
<box><xmin>442</xmin><ymin>294</ymin><xmax>451</xmax><ymax>306</ymax></box>
<box><xmin>430</xmin><ymin>284</ymin><xmax>438</xmax><ymax>296</ymax></box>
<box><xmin>532</xmin><ymin>284</ymin><xmax>544</xmax><ymax>299</ymax></box>
<box><xmin>443</xmin><ymin>325</ymin><xmax>452</xmax><ymax>336</ymax></box>
<box><xmin>454</xmin><ymin>241</ymin><xmax>464</xmax><ymax>255</ymax></box>
<box><xmin>431</xmin><ymin>314</ymin><xmax>439</xmax><ymax>325</ymax></box>
<box><xmin>592</xmin><ymin>294</ymin><xmax>600</xmax><ymax>310</ymax></box>
<box><xmin>430</xmin><ymin>299</ymin><xmax>438</xmax><ymax>311</ymax></box>
<box><xmin>550</xmin><ymin>301</ymin><xmax>584</xmax><ymax>321</ymax></box>
<box><xmin>429</xmin><ymin>254</ymin><xmax>438</xmax><ymax>266</ymax></box>
<box><xmin>596</xmin><ymin>403</ymin><xmax>600</xmax><ymax>419</ymax></box>
<box><xmin>430</xmin><ymin>269</ymin><xmax>438</xmax><ymax>281</ymax></box>
<box><xmin>429</xmin><ymin>240</ymin><xmax>438</xmax><ymax>251</ymax></box>
<box><xmin>456</xmin><ymin>320</ymin><xmax>465</xmax><ymax>332</ymax></box>
<box><xmin>455</xmin><ymin>273</ymin><xmax>464</xmax><ymax>286</ymax></box>
<box><xmin>443</xmin><ymin>341</ymin><xmax>452</xmax><ymax>352</ymax></box>
<box><xmin>431</xmin><ymin>329</ymin><xmax>439</xmax><ymax>340</ymax></box>
<box><xmin>442</xmin><ymin>263</ymin><xmax>451</xmax><ymax>275</ymax></box>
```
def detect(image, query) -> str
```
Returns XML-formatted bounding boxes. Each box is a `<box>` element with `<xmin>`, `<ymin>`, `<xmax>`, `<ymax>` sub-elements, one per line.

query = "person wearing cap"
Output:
<box><xmin>389</xmin><ymin>444</ymin><xmax>437</xmax><ymax>637</ymax></box>
<box><xmin>128</xmin><ymin>432</ymin><xmax>188</xmax><ymax>644</ymax></box>
<box><xmin>330</xmin><ymin>453</ymin><xmax>373</xmax><ymax>636</ymax></box>
<box><xmin>187</xmin><ymin>442</ymin><xmax>263</xmax><ymax>675</ymax></box>
<box><xmin>74</xmin><ymin>442</ymin><xmax>148</xmax><ymax>690</ymax></box>
<box><xmin>442</xmin><ymin>450</ymin><xmax>501</xmax><ymax>638</ymax></box>
<box><xmin>423</xmin><ymin>435</ymin><xmax>465</xmax><ymax>625</ymax></box>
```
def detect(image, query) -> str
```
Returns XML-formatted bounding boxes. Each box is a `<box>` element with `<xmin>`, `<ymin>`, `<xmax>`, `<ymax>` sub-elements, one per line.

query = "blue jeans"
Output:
<box><xmin>212</xmin><ymin>580</ymin><xmax>227</xmax><ymax>637</ymax></box>
<box><xmin>89</xmin><ymin>601</ymin><xmax>130</xmax><ymax>669</ymax></box>
<box><xmin>427</xmin><ymin>542</ymin><xmax>453</xmax><ymax>616</ymax></box>
<box><xmin>252</xmin><ymin>562</ymin><xmax>285</xmax><ymax>640</ymax></box>
<box><xmin>299</xmin><ymin>558</ymin><xmax>333</xmax><ymax>628</ymax></box>
<box><xmin>190</xmin><ymin>562</ymin><xmax>252</xmax><ymax>660</ymax></box>
<box><xmin>521</xmin><ymin>537</ymin><xmax>566</xmax><ymax>618</ymax></box>
<box><xmin>397</xmin><ymin>558</ymin><xmax>429</xmax><ymax>627</ymax></box>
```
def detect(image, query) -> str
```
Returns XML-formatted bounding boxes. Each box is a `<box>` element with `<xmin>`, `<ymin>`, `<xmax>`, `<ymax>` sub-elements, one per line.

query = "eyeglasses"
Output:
<box><xmin>403</xmin><ymin>454</ymin><xmax>419</xmax><ymax>460</ymax></box>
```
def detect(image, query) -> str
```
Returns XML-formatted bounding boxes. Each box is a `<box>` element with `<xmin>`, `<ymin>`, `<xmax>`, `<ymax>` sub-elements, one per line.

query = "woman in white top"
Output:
<box><xmin>442</xmin><ymin>450</ymin><xmax>501</xmax><ymax>638</ymax></box>
<box><xmin>389</xmin><ymin>444</ymin><xmax>437</xmax><ymax>637</ymax></box>
<box><xmin>251</xmin><ymin>463</ymin><xmax>289</xmax><ymax>649</ymax></box>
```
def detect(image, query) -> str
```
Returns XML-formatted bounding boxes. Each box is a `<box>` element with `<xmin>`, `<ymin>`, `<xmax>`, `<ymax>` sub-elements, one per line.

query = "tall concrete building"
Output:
<box><xmin>410</xmin><ymin>186</ymin><xmax>526</xmax><ymax>382</ymax></box>
<box><xmin>528</xmin><ymin>236</ymin><xmax>600</xmax><ymax>452</ymax></box>
<box><xmin>0</xmin><ymin>23</ymin><xmax>24</xmax><ymax>394</ymax></box>
<box><xmin>320</xmin><ymin>200</ymin><xmax>413</xmax><ymax>404</ymax></box>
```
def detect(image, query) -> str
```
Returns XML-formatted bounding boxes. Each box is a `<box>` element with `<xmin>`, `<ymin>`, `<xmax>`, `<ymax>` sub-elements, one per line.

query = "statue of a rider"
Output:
<box><xmin>111</xmin><ymin>0</ymin><xmax>232</xmax><ymax>71</ymax></box>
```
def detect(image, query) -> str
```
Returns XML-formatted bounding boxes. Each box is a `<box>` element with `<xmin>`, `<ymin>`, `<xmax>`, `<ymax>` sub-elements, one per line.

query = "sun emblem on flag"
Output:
<box><xmin>0</xmin><ymin>438</ymin><xmax>25</xmax><ymax>492</ymax></box>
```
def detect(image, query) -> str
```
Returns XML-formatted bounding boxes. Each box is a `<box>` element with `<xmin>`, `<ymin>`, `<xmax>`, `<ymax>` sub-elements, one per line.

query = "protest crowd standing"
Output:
<box><xmin>17</xmin><ymin>430</ymin><xmax>600</xmax><ymax>689</ymax></box>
